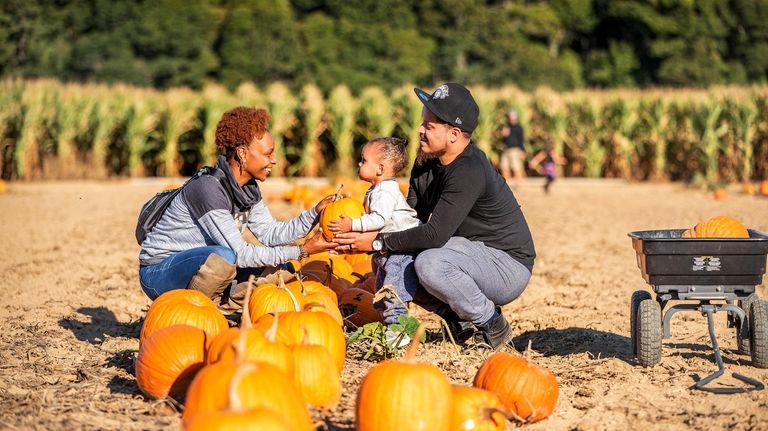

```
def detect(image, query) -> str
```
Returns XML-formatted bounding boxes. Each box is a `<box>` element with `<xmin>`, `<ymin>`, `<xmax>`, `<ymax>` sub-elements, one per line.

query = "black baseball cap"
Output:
<box><xmin>414</xmin><ymin>83</ymin><xmax>479</xmax><ymax>133</ymax></box>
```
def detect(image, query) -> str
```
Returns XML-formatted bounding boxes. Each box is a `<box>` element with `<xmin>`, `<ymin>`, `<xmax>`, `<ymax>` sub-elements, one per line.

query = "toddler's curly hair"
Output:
<box><xmin>370</xmin><ymin>136</ymin><xmax>409</xmax><ymax>175</ymax></box>
<box><xmin>215</xmin><ymin>107</ymin><xmax>271</xmax><ymax>152</ymax></box>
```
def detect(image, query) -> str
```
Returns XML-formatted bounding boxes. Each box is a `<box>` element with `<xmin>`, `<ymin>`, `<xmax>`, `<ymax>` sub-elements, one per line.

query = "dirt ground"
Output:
<box><xmin>1</xmin><ymin>177</ymin><xmax>767</xmax><ymax>431</ymax></box>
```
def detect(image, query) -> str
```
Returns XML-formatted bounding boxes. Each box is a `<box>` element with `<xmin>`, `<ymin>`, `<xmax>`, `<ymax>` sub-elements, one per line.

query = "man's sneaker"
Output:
<box><xmin>472</xmin><ymin>307</ymin><xmax>512</xmax><ymax>350</ymax></box>
<box><xmin>436</xmin><ymin>305</ymin><xmax>476</xmax><ymax>344</ymax></box>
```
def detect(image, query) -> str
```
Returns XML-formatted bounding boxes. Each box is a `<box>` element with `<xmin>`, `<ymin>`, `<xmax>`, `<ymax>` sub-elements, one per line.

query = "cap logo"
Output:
<box><xmin>433</xmin><ymin>84</ymin><xmax>449</xmax><ymax>99</ymax></box>
<box><xmin>455</xmin><ymin>117</ymin><xmax>462</xmax><ymax>124</ymax></box>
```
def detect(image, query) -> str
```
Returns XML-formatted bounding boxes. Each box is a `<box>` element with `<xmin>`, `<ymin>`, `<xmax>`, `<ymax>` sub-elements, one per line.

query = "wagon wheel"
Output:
<box><xmin>631</xmin><ymin>290</ymin><xmax>652</xmax><ymax>355</ymax></box>
<box><xmin>750</xmin><ymin>298</ymin><xmax>768</xmax><ymax>369</ymax></box>
<box><xmin>736</xmin><ymin>294</ymin><xmax>757</xmax><ymax>355</ymax></box>
<box><xmin>636</xmin><ymin>298</ymin><xmax>662</xmax><ymax>367</ymax></box>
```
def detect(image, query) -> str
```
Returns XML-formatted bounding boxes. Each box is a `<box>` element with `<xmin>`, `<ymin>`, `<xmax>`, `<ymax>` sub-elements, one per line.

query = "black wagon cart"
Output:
<box><xmin>628</xmin><ymin>228</ymin><xmax>768</xmax><ymax>392</ymax></box>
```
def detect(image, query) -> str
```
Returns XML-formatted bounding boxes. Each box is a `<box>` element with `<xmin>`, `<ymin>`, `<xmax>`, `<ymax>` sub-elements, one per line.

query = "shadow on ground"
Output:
<box><xmin>512</xmin><ymin>326</ymin><xmax>635</xmax><ymax>363</ymax></box>
<box><xmin>58</xmin><ymin>306</ymin><xmax>142</xmax><ymax>344</ymax></box>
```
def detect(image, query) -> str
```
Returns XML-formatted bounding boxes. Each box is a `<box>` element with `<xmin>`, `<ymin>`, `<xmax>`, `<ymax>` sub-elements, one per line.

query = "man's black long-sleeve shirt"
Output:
<box><xmin>383</xmin><ymin>142</ymin><xmax>536</xmax><ymax>269</ymax></box>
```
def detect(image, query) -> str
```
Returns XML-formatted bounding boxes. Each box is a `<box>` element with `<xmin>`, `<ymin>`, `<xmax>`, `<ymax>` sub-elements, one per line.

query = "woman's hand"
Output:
<box><xmin>328</xmin><ymin>215</ymin><xmax>352</xmax><ymax>234</ymax></box>
<box><xmin>302</xmin><ymin>230</ymin><xmax>338</xmax><ymax>255</ymax></box>
<box><xmin>333</xmin><ymin>231</ymin><xmax>378</xmax><ymax>253</ymax></box>
<box><xmin>314</xmin><ymin>194</ymin><xmax>347</xmax><ymax>213</ymax></box>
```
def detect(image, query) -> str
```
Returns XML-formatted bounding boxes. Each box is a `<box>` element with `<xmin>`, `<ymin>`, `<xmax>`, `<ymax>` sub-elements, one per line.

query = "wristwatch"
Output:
<box><xmin>371</xmin><ymin>235</ymin><xmax>384</xmax><ymax>252</ymax></box>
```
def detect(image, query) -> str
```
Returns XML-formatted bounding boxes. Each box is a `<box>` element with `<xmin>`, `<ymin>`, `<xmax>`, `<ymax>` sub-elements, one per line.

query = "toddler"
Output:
<box><xmin>528</xmin><ymin>140</ymin><xmax>567</xmax><ymax>194</ymax></box>
<box><xmin>329</xmin><ymin>137</ymin><xmax>420</xmax><ymax>325</ymax></box>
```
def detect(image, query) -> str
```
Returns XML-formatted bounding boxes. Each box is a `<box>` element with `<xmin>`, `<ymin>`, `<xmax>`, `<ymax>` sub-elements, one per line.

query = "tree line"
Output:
<box><xmin>2</xmin><ymin>0</ymin><xmax>767</xmax><ymax>93</ymax></box>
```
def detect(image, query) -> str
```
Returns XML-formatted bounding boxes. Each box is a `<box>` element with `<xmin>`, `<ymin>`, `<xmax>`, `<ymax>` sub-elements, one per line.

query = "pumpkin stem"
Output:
<box><xmin>265</xmin><ymin>309</ymin><xmax>280</xmax><ymax>342</ymax></box>
<box><xmin>279</xmin><ymin>272</ymin><xmax>302</xmax><ymax>311</ymax></box>
<box><xmin>240</xmin><ymin>275</ymin><xmax>255</xmax><ymax>329</ymax></box>
<box><xmin>403</xmin><ymin>322</ymin><xmax>427</xmax><ymax>362</ymax></box>
<box><xmin>334</xmin><ymin>183</ymin><xmax>344</xmax><ymax>200</ymax></box>
<box><xmin>233</xmin><ymin>323</ymin><xmax>248</xmax><ymax>364</ymax></box>
<box><xmin>227</xmin><ymin>362</ymin><xmax>256</xmax><ymax>412</ymax></box>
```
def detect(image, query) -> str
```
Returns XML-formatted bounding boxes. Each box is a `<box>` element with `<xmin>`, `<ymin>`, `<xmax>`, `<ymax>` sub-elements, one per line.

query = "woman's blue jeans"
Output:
<box><xmin>139</xmin><ymin>246</ymin><xmax>236</xmax><ymax>300</ymax></box>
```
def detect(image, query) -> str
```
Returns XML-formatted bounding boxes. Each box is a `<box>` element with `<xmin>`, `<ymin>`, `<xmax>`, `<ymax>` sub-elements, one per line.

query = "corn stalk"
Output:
<box><xmin>735</xmin><ymin>99</ymin><xmax>757</xmax><ymax>182</ymax></box>
<box><xmin>201</xmin><ymin>83</ymin><xmax>235</xmax><ymax>166</ymax></box>
<box><xmin>601</xmin><ymin>99</ymin><xmax>638</xmax><ymax>179</ymax></box>
<box><xmin>471</xmin><ymin>86</ymin><xmax>500</xmax><ymax>163</ymax></box>
<box><xmin>266</xmin><ymin>82</ymin><xmax>296</xmax><ymax>177</ymax></box>
<box><xmin>16</xmin><ymin>81</ymin><xmax>56</xmax><ymax>179</ymax></box>
<box><xmin>159</xmin><ymin>88</ymin><xmax>199</xmax><ymax>177</ymax></box>
<box><xmin>359</xmin><ymin>86</ymin><xmax>395</xmax><ymax>139</ymax></box>
<box><xmin>0</xmin><ymin>79</ymin><xmax>25</xmax><ymax>178</ymax></box>
<box><xmin>291</xmin><ymin>84</ymin><xmax>326</xmax><ymax>177</ymax></box>
<box><xmin>54</xmin><ymin>86</ymin><xmax>94</xmax><ymax>178</ymax></box>
<box><xmin>694</xmin><ymin>103</ymin><xmax>728</xmax><ymax>184</ymax></box>
<box><xmin>327</xmin><ymin>85</ymin><xmax>357</xmax><ymax>177</ymax></box>
<box><xmin>638</xmin><ymin>99</ymin><xmax>669</xmax><ymax>181</ymax></box>
<box><xmin>391</xmin><ymin>84</ymin><xmax>422</xmax><ymax>172</ymax></box>
<box><xmin>124</xmin><ymin>90</ymin><xmax>159</xmax><ymax>177</ymax></box>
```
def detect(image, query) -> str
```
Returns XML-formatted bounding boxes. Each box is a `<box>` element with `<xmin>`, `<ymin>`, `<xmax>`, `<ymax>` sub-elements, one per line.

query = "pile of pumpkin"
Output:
<box><xmin>134</xmin><ymin>280</ymin><xmax>559</xmax><ymax>430</ymax></box>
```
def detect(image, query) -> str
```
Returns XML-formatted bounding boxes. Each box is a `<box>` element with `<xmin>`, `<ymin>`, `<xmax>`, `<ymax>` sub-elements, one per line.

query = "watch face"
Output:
<box><xmin>372</xmin><ymin>239</ymin><xmax>382</xmax><ymax>251</ymax></box>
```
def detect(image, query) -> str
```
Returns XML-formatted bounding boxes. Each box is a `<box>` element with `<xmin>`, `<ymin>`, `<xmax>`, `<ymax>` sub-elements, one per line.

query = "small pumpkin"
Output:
<box><xmin>712</xmin><ymin>188</ymin><xmax>727</xmax><ymax>201</ymax></box>
<box><xmin>760</xmin><ymin>179</ymin><xmax>768</xmax><ymax>196</ymax></box>
<box><xmin>140</xmin><ymin>289</ymin><xmax>228</xmax><ymax>347</ymax></box>
<box><xmin>247</xmin><ymin>273</ymin><xmax>304</xmax><ymax>323</ymax></box>
<box><xmin>319</xmin><ymin>194</ymin><xmax>364</xmax><ymax>241</ymax></box>
<box><xmin>135</xmin><ymin>324</ymin><xmax>207</xmax><ymax>400</ymax></box>
<box><xmin>450</xmin><ymin>386</ymin><xmax>508</xmax><ymax>431</ymax></box>
<box><xmin>681</xmin><ymin>215</ymin><xmax>749</xmax><ymax>238</ymax></box>
<box><xmin>356</xmin><ymin>324</ymin><xmax>452</xmax><ymax>431</ymax></box>
<box><xmin>473</xmin><ymin>351</ymin><xmax>559</xmax><ymax>423</ymax></box>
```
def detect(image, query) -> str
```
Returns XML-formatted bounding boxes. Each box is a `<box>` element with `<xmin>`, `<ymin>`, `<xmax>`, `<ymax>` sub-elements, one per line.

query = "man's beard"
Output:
<box><xmin>415</xmin><ymin>147</ymin><xmax>446</xmax><ymax>166</ymax></box>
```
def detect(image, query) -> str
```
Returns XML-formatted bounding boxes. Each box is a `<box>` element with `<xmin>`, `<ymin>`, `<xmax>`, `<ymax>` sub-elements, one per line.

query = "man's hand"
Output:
<box><xmin>302</xmin><ymin>230</ymin><xmax>338</xmax><ymax>255</ymax></box>
<box><xmin>333</xmin><ymin>231</ymin><xmax>378</xmax><ymax>253</ymax></box>
<box><xmin>328</xmin><ymin>215</ymin><xmax>352</xmax><ymax>234</ymax></box>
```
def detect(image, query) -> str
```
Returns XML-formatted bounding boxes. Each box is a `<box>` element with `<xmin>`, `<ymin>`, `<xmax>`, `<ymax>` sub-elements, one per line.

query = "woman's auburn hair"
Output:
<box><xmin>215</xmin><ymin>107</ymin><xmax>271</xmax><ymax>151</ymax></box>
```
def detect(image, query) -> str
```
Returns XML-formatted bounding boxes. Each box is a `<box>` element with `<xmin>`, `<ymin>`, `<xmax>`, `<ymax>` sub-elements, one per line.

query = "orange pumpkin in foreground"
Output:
<box><xmin>473</xmin><ymin>352</ymin><xmax>559</xmax><ymax>423</ymax></box>
<box><xmin>135</xmin><ymin>324</ymin><xmax>207</xmax><ymax>400</ymax></box>
<box><xmin>356</xmin><ymin>324</ymin><xmax>452</xmax><ymax>431</ymax></box>
<box><xmin>140</xmin><ymin>289</ymin><xmax>227</xmax><ymax>346</ymax></box>
<box><xmin>681</xmin><ymin>215</ymin><xmax>749</xmax><ymax>238</ymax></box>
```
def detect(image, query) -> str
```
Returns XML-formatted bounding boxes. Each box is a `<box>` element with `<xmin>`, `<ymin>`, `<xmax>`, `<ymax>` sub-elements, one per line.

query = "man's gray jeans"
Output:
<box><xmin>413</xmin><ymin>236</ymin><xmax>531</xmax><ymax>325</ymax></box>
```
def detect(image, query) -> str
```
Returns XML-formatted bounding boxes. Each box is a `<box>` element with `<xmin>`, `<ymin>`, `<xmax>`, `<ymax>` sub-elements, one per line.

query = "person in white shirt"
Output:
<box><xmin>329</xmin><ymin>137</ymin><xmax>420</xmax><ymax>324</ymax></box>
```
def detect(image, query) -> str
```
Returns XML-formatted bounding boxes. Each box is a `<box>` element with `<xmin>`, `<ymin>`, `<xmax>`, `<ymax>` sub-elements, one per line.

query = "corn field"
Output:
<box><xmin>1</xmin><ymin>79</ymin><xmax>767</xmax><ymax>183</ymax></box>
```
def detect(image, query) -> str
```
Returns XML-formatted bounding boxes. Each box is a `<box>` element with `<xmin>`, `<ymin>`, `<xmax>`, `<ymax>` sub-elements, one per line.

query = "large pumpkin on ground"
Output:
<box><xmin>473</xmin><ymin>352</ymin><xmax>559</xmax><ymax>423</ymax></box>
<box><xmin>356</xmin><ymin>324</ymin><xmax>452</xmax><ymax>431</ymax></box>
<box><xmin>135</xmin><ymin>324</ymin><xmax>207</xmax><ymax>400</ymax></box>
<box><xmin>140</xmin><ymin>289</ymin><xmax>228</xmax><ymax>346</ymax></box>
<box><xmin>450</xmin><ymin>386</ymin><xmax>508</xmax><ymax>431</ymax></box>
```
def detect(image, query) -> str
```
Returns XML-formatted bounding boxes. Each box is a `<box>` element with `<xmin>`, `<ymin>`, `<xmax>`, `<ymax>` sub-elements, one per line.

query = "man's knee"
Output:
<box><xmin>414</xmin><ymin>249</ymin><xmax>450</xmax><ymax>288</ymax></box>
<box><xmin>210</xmin><ymin>246</ymin><xmax>236</xmax><ymax>265</ymax></box>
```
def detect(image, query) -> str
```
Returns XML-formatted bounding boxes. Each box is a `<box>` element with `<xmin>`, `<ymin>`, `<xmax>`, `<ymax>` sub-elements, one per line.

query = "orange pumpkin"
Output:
<box><xmin>681</xmin><ymin>215</ymin><xmax>749</xmax><ymax>238</ymax></box>
<box><xmin>319</xmin><ymin>196</ymin><xmax>364</xmax><ymax>240</ymax></box>
<box><xmin>135</xmin><ymin>324</ymin><xmax>207</xmax><ymax>400</ymax></box>
<box><xmin>291</xmin><ymin>330</ymin><xmax>342</xmax><ymax>409</ymax></box>
<box><xmin>206</xmin><ymin>279</ymin><xmax>294</xmax><ymax>376</ymax></box>
<box><xmin>339</xmin><ymin>287</ymin><xmax>383</xmax><ymax>327</ymax></box>
<box><xmin>186</xmin><ymin>407</ymin><xmax>291</xmax><ymax>431</ymax></box>
<box><xmin>449</xmin><ymin>386</ymin><xmax>508</xmax><ymax>431</ymax></box>
<box><xmin>760</xmin><ymin>180</ymin><xmax>768</xmax><ymax>196</ymax></box>
<box><xmin>185</xmin><ymin>361</ymin><xmax>293</xmax><ymax>431</ymax></box>
<box><xmin>742</xmin><ymin>182</ymin><xmax>756</xmax><ymax>195</ymax></box>
<box><xmin>356</xmin><ymin>324</ymin><xmax>452</xmax><ymax>431</ymax></box>
<box><xmin>712</xmin><ymin>188</ymin><xmax>727</xmax><ymax>201</ymax></box>
<box><xmin>140</xmin><ymin>289</ymin><xmax>228</xmax><ymax>347</ymax></box>
<box><xmin>247</xmin><ymin>274</ymin><xmax>304</xmax><ymax>323</ymax></box>
<box><xmin>182</xmin><ymin>360</ymin><xmax>312</xmax><ymax>430</ymax></box>
<box><xmin>473</xmin><ymin>352</ymin><xmax>559</xmax><ymax>423</ymax></box>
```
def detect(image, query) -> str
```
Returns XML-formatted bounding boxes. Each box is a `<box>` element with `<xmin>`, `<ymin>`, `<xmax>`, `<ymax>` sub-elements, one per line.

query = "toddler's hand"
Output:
<box><xmin>328</xmin><ymin>215</ymin><xmax>352</xmax><ymax>233</ymax></box>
